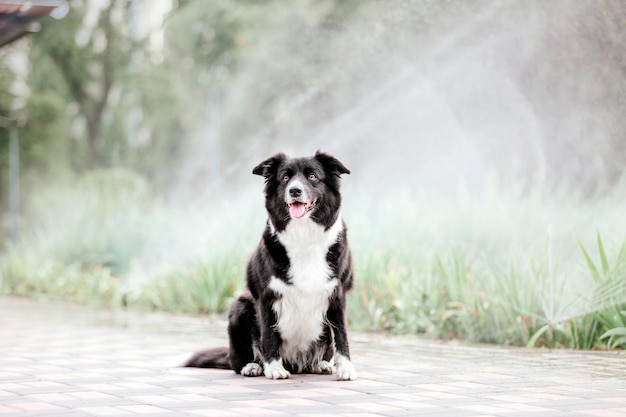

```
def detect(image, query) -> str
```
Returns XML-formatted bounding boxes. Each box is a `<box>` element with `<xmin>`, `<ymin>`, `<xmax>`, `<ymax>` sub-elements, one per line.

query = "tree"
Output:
<box><xmin>0</xmin><ymin>59</ymin><xmax>16</xmax><ymax>220</ymax></box>
<box><xmin>32</xmin><ymin>0</ymin><xmax>132</xmax><ymax>168</ymax></box>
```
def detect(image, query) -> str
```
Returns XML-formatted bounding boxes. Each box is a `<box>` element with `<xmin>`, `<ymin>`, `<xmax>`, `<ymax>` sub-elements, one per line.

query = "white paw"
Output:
<box><xmin>334</xmin><ymin>354</ymin><xmax>357</xmax><ymax>381</ymax></box>
<box><xmin>240</xmin><ymin>362</ymin><xmax>263</xmax><ymax>377</ymax></box>
<box><xmin>264</xmin><ymin>359</ymin><xmax>290</xmax><ymax>379</ymax></box>
<box><xmin>312</xmin><ymin>360</ymin><xmax>333</xmax><ymax>374</ymax></box>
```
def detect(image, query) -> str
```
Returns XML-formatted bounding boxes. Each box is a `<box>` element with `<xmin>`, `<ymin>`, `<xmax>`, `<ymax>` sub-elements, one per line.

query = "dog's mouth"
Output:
<box><xmin>288</xmin><ymin>200</ymin><xmax>316</xmax><ymax>219</ymax></box>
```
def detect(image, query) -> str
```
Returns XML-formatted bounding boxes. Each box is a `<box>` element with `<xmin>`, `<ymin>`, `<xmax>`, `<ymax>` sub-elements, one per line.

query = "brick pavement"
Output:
<box><xmin>1</xmin><ymin>296</ymin><xmax>626</xmax><ymax>416</ymax></box>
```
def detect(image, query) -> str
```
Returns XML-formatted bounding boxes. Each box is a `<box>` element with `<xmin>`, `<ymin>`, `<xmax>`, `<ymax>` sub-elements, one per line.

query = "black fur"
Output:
<box><xmin>185</xmin><ymin>151</ymin><xmax>356</xmax><ymax>379</ymax></box>
<box><xmin>252</xmin><ymin>151</ymin><xmax>350</xmax><ymax>232</ymax></box>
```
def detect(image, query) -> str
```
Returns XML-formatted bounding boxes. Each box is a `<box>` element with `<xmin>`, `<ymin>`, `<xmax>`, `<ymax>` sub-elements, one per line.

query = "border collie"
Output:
<box><xmin>185</xmin><ymin>151</ymin><xmax>357</xmax><ymax>380</ymax></box>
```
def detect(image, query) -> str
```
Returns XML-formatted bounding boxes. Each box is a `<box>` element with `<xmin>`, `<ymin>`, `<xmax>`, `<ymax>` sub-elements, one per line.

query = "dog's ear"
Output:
<box><xmin>315</xmin><ymin>150</ymin><xmax>350</xmax><ymax>176</ymax></box>
<box><xmin>252</xmin><ymin>153</ymin><xmax>287</xmax><ymax>179</ymax></box>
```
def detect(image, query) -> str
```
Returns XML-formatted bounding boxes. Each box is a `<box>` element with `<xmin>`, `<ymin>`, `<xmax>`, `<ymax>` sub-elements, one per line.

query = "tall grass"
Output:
<box><xmin>0</xmin><ymin>169</ymin><xmax>253</xmax><ymax>311</ymax></box>
<box><xmin>1</xmin><ymin>170</ymin><xmax>625</xmax><ymax>349</ymax></box>
<box><xmin>344</xmin><ymin>181</ymin><xmax>626</xmax><ymax>348</ymax></box>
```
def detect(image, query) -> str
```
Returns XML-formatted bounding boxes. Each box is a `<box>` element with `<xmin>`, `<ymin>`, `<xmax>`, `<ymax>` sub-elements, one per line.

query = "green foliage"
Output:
<box><xmin>0</xmin><ymin>61</ymin><xmax>16</xmax><ymax>206</ymax></box>
<box><xmin>577</xmin><ymin>234</ymin><xmax>626</xmax><ymax>348</ymax></box>
<box><xmin>5</xmin><ymin>0</ymin><xmax>625</xmax><ymax>191</ymax></box>
<box><xmin>346</xmin><ymin>186</ymin><xmax>626</xmax><ymax>349</ymax></box>
<box><xmin>1</xmin><ymin>169</ymin><xmax>256</xmax><ymax>314</ymax></box>
<box><xmin>20</xmin><ymin>169</ymin><xmax>152</xmax><ymax>274</ymax></box>
<box><xmin>346</xmin><ymin>236</ymin><xmax>626</xmax><ymax>350</ymax></box>
<box><xmin>2</xmin><ymin>175</ymin><xmax>626</xmax><ymax>351</ymax></box>
<box><xmin>2</xmin><ymin>0</ymin><xmax>626</xmax><ymax>352</ymax></box>
<box><xmin>600</xmin><ymin>317</ymin><xmax>626</xmax><ymax>349</ymax></box>
<box><xmin>0</xmin><ymin>61</ymin><xmax>14</xmax><ymax>114</ymax></box>
<box><xmin>30</xmin><ymin>0</ymin><xmax>135</xmax><ymax>168</ymax></box>
<box><xmin>129</xmin><ymin>257</ymin><xmax>243</xmax><ymax>314</ymax></box>
<box><xmin>0</xmin><ymin>256</ymin><xmax>122</xmax><ymax>307</ymax></box>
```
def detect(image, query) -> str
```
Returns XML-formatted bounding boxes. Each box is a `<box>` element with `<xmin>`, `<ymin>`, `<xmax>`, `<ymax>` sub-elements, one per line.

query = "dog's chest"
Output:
<box><xmin>269</xmin><ymin>218</ymin><xmax>342</xmax><ymax>356</ymax></box>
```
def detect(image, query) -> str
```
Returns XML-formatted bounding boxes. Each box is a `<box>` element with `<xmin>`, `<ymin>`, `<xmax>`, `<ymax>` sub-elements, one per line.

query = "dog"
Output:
<box><xmin>185</xmin><ymin>151</ymin><xmax>357</xmax><ymax>380</ymax></box>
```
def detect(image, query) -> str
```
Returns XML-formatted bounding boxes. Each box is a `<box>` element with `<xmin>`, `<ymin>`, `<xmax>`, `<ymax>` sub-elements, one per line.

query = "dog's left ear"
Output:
<box><xmin>253</xmin><ymin>153</ymin><xmax>287</xmax><ymax>179</ymax></box>
<box><xmin>315</xmin><ymin>150</ymin><xmax>351</xmax><ymax>176</ymax></box>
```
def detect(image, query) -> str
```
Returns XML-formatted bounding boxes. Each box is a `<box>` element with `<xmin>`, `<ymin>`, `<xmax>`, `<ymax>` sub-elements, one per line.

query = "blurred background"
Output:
<box><xmin>0</xmin><ymin>0</ymin><xmax>625</xmax><ymax>349</ymax></box>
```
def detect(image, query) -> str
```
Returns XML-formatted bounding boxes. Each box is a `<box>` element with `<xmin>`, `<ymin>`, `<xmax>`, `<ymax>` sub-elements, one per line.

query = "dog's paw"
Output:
<box><xmin>240</xmin><ymin>362</ymin><xmax>263</xmax><ymax>377</ymax></box>
<box><xmin>312</xmin><ymin>360</ymin><xmax>333</xmax><ymax>375</ymax></box>
<box><xmin>264</xmin><ymin>359</ymin><xmax>290</xmax><ymax>379</ymax></box>
<box><xmin>334</xmin><ymin>354</ymin><xmax>357</xmax><ymax>381</ymax></box>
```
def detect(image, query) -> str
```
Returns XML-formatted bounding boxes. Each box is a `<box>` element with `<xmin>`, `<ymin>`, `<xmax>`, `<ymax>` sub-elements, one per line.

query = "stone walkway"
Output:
<box><xmin>1</xmin><ymin>296</ymin><xmax>625</xmax><ymax>416</ymax></box>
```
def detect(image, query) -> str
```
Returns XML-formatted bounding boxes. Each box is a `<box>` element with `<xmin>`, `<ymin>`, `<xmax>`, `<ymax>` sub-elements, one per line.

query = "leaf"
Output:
<box><xmin>610</xmin><ymin>336</ymin><xmax>626</xmax><ymax>348</ymax></box>
<box><xmin>576</xmin><ymin>237</ymin><xmax>601</xmax><ymax>282</ymax></box>
<box><xmin>600</xmin><ymin>327</ymin><xmax>626</xmax><ymax>349</ymax></box>
<box><xmin>617</xmin><ymin>239</ymin><xmax>626</xmax><ymax>265</ymax></box>
<box><xmin>597</xmin><ymin>233</ymin><xmax>610</xmax><ymax>276</ymax></box>
<box><xmin>599</xmin><ymin>327</ymin><xmax>626</xmax><ymax>339</ymax></box>
<box><xmin>527</xmin><ymin>324</ymin><xmax>550</xmax><ymax>348</ymax></box>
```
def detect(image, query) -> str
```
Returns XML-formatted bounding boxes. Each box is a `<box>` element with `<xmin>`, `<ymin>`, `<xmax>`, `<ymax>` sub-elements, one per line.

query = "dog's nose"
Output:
<box><xmin>289</xmin><ymin>187</ymin><xmax>302</xmax><ymax>198</ymax></box>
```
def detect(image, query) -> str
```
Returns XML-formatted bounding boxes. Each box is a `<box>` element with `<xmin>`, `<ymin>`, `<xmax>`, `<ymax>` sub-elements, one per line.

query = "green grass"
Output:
<box><xmin>2</xmin><ymin>170</ymin><xmax>626</xmax><ymax>350</ymax></box>
<box><xmin>346</xmin><ymin>237</ymin><xmax>626</xmax><ymax>349</ymax></box>
<box><xmin>127</xmin><ymin>256</ymin><xmax>244</xmax><ymax>314</ymax></box>
<box><xmin>0</xmin><ymin>255</ymin><xmax>123</xmax><ymax>307</ymax></box>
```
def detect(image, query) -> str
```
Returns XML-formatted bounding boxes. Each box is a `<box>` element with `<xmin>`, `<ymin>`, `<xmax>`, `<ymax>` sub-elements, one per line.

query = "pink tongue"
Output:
<box><xmin>289</xmin><ymin>203</ymin><xmax>306</xmax><ymax>218</ymax></box>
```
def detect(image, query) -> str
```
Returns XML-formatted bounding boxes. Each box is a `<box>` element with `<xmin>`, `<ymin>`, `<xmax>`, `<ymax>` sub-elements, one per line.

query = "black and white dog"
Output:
<box><xmin>185</xmin><ymin>151</ymin><xmax>357</xmax><ymax>380</ymax></box>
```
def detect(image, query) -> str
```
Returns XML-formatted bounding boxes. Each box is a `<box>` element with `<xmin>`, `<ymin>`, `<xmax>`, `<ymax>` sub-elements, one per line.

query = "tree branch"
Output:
<box><xmin>97</xmin><ymin>0</ymin><xmax>118</xmax><ymax>122</ymax></box>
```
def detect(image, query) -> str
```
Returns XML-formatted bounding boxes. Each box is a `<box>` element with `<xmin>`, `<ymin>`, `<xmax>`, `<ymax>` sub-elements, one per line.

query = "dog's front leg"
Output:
<box><xmin>327</xmin><ymin>296</ymin><xmax>357</xmax><ymax>381</ymax></box>
<box><xmin>260</xmin><ymin>297</ymin><xmax>290</xmax><ymax>379</ymax></box>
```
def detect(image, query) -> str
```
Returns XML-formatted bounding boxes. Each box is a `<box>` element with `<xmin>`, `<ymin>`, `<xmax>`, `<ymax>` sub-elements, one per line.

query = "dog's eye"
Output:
<box><xmin>308</xmin><ymin>173</ymin><xmax>317</xmax><ymax>181</ymax></box>
<box><xmin>282</xmin><ymin>174</ymin><xmax>290</xmax><ymax>182</ymax></box>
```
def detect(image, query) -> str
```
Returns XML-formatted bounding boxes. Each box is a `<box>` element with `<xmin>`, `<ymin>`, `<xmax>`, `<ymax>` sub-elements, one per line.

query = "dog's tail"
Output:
<box><xmin>184</xmin><ymin>347</ymin><xmax>231</xmax><ymax>369</ymax></box>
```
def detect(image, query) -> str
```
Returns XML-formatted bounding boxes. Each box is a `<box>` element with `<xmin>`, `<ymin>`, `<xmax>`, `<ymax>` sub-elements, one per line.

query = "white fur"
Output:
<box><xmin>268</xmin><ymin>216</ymin><xmax>343</xmax><ymax>365</ymax></box>
<box><xmin>313</xmin><ymin>360</ymin><xmax>333</xmax><ymax>374</ymax></box>
<box><xmin>241</xmin><ymin>362</ymin><xmax>263</xmax><ymax>377</ymax></box>
<box><xmin>264</xmin><ymin>358</ymin><xmax>290</xmax><ymax>379</ymax></box>
<box><xmin>334</xmin><ymin>353</ymin><xmax>357</xmax><ymax>381</ymax></box>
<box><xmin>169</xmin><ymin>352</ymin><xmax>194</xmax><ymax>368</ymax></box>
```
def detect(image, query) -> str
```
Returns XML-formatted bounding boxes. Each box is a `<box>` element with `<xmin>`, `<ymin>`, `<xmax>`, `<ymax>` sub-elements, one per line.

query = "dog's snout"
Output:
<box><xmin>289</xmin><ymin>187</ymin><xmax>302</xmax><ymax>198</ymax></box>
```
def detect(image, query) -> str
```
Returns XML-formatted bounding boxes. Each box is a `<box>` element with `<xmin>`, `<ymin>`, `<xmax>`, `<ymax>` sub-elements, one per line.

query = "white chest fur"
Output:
<box><xmin>268</xmin><ymin>216</ymin><xmax>343</xmax><ymax>361</ymax></box>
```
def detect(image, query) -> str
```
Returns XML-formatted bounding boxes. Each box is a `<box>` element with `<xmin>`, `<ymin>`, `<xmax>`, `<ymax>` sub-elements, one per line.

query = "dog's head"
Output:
<box><xmin>253</xmin><ymin>151</ymin><xmax>350</xmax><ymax>230</ymax></box>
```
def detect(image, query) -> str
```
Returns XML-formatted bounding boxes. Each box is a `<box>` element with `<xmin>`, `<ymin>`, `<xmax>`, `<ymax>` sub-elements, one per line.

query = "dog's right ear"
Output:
<box><xmin>252</xmin><ymin>153</ymin><xmax>287</xmax><ymax>180</ymax></box>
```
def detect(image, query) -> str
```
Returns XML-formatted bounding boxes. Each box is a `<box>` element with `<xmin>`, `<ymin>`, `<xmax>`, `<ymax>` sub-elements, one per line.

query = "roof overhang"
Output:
<box><xmin>0</xmin><ymin>0</ymin><xmax>68</xmax><ymax>47</ymax></box>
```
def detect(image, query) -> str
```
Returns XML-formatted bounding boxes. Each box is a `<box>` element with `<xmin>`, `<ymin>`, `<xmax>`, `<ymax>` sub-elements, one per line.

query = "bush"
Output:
<box><xmin>2</xmin><ymin>169</ymin><xmax>626</xmax><ymax>350</ymax></box>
